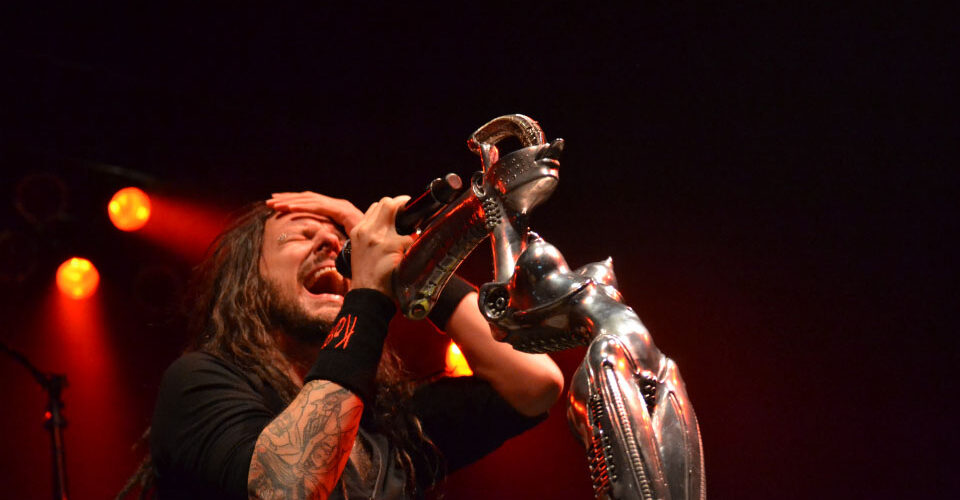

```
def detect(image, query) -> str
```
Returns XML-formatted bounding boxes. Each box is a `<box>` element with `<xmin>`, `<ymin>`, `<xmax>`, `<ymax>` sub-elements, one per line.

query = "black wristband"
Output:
<box><xmin>304</xmin><ymin>289</ymin><xmax>395</xmax><ymax>402</ymax></box>
<box><xmin>427</xmin><ymin>275</ymin><xmax>478</xmax><ymax>331</ymax></box>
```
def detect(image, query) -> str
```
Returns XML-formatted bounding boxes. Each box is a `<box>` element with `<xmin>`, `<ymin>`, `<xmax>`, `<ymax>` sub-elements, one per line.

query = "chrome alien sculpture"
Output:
<box><xmin>393</xmin><ymin>115</ymin><xmax>705</xmax><ymax>500</ymax></box>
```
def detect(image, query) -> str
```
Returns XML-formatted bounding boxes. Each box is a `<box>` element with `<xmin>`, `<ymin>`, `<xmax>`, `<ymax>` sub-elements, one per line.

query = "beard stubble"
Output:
<box><xmin>263</xmin><ymin>279</ymin><xmax>334</xmax><ymax>345</ymax></box>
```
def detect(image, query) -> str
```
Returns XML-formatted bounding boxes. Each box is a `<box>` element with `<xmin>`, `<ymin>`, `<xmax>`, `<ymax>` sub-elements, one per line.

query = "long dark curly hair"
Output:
<box><xmin>119</xmin><ymin>203</ymin><xmax>443</xmax><ymax>499</ymax></box>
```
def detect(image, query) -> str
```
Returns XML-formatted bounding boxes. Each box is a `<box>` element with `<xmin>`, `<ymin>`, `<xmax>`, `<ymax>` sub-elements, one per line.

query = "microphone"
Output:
<box><xmin>335</xmin><ymin>173</ymin><xmax>464</xmax><ymax>278</ymax></box>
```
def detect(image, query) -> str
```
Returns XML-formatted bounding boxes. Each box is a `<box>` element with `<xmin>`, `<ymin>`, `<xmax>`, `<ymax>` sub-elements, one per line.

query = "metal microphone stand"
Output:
<box><xmin>392</xmin><ymin>115</ymin><xmax>705</xmax><ymax>499</ymax></box>
<box><xmin>0</xmin><ymin>340</ymin><xmax>69</xmax><ymax>500</ymax></box>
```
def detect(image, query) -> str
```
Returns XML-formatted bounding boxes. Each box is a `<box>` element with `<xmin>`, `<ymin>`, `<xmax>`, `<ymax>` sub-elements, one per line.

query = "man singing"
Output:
<box><xmin>146</xmin><ymin>191</ymin><xmax>564</xmax><ymax>499</ymax></box>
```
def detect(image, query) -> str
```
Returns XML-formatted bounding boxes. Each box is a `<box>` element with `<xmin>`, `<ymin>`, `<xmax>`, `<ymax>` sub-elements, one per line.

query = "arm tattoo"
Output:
<box><xmin>248</xmin><ymin>380</ymin><xmax>363</xmax><ymax>499</ymax></box>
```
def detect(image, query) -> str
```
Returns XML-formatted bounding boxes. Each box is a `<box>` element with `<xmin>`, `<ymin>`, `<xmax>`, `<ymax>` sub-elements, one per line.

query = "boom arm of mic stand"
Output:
<box><xmin>0</xmin><ymin>340</ymin><xmax>70</xmax><ymax>500</ymax></box>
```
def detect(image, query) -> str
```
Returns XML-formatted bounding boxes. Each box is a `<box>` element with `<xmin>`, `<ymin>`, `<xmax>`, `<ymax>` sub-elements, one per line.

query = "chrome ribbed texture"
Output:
<box><xmin>394</xmin><ymin>115</ymin><xmax>704</xmax><ymax>499</ymax></box>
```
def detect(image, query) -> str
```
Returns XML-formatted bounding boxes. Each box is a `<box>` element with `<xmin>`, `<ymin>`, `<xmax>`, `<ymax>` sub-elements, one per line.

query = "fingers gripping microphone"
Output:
<box><xmin>335</xmin><ymin>173</ymin><xmax>464</xmax><ymax>279</ymax></box>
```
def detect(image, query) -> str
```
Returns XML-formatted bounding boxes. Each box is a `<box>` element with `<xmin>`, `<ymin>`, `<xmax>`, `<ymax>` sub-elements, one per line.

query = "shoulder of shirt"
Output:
<box><xmin>161</xmin><ymin>350</ymin><xmax>249</xmax><ymax>386</ymax></box>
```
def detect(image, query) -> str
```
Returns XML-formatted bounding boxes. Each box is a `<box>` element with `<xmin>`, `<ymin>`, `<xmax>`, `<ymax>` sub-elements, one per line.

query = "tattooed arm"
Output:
<box><xmin>246</xmin><ymin>195</ymin><xmax>412</xmax><ymax>499</ymax></box>
<box><xmin>248</xmin><ymin>380</ymin><xmax>363</xmax><ymax>500</ymax></box>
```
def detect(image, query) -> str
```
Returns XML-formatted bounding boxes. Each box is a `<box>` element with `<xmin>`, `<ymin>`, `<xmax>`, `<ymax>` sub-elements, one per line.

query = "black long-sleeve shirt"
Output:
<box><xmin>150</xmin><ymin>351</ymin><xmax>546</xmax><ymax>499</ymax></box>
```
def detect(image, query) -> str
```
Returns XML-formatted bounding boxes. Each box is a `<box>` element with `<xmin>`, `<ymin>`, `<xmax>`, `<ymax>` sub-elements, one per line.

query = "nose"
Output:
<box><xmin>312</xmin><ymin>231</ymin><xmax>343</xmax><ymax>258</ymax></box>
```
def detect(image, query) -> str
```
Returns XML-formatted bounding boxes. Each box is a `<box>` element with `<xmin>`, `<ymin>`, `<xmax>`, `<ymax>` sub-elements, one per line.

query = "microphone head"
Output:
<box><xmin>431</xmin><ymin>173</ymin><xmax>464</xmax><ymax>204</ymax></box>
<box><xmin>334</xmin><ymin>241</ymin><xmax>352</xmax><ymax>279</ymax></box>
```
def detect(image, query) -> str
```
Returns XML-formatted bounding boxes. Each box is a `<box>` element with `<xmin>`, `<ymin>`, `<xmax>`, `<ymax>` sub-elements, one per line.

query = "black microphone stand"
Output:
<box><xmin>0</xmin><ymin>340</ymin><xmax>69</xmax><ymax>500</ymax></box>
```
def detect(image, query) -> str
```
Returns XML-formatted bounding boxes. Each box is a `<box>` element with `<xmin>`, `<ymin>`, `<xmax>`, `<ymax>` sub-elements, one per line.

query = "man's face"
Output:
<box><xmin>260</xmin><ymin>212</ymin><xmax>350</xmax><ymax>334</ymax></box>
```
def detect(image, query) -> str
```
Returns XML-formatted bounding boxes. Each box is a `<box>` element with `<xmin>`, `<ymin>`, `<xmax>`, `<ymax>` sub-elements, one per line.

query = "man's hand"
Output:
<box><xmin>266</xmin><ymin>191</ymin><xmax>364</xmax><ymax>234</ymax></box>
<box><xmin>348</xmin><ymin>196</ymin><xmax>413</xmax><ymax>298</ymax></box>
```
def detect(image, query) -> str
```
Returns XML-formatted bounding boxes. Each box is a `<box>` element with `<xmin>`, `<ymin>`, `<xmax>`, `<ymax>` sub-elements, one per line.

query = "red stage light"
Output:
<box><xmin>56</xmin><ymin>257</ymin><xmax>100</xmax><ymax>299</ymax></box>
<box><xmin>138</xmin><ymin>194</ymin><xmax>229</xmax><ymax>262</ymax></box>
<box><xmin>445</xmin><ymin>341</ymin><xmax>473</xmax><ymax>377</ymax></box>
<box><xmin>108</xmin><ymin>187</ymin><xmax>151</xmax><ymax>231</ymax></box>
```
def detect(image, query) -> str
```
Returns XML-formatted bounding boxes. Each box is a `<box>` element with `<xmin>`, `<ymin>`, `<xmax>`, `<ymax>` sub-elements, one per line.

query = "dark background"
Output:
<box><xmin>0</xmin><ymin>3</ymin><xmax>955</xmax><ymax>499</ymax></box>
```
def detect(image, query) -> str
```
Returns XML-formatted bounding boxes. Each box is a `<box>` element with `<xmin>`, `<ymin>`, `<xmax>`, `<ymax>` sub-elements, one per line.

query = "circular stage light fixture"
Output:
<box><xmin>108</xmin><ymin>187</ymin><xmax>151</xmax><ymax>231</ymax></box>
<box><xmin>56</xmin><ymin>257</ymin><xmax>100</xmax><ymax>299</ymax></box>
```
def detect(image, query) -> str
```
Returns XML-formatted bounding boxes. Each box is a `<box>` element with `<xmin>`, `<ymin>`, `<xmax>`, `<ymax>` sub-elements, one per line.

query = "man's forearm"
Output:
<box><xmin>446</xmin><ymin>292</ymin><xmax>564</xmax><ymax>416</ymax></box>
<box><xmin>248</xmin><ymin>380</ymin><xmax>362</xmax><ymax>500</ymax></box>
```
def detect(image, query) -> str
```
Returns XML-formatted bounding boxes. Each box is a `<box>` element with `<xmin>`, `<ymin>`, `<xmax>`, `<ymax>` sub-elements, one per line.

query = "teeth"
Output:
<box><xmin>311</xmin><ymin>266</ymin><xmax>336</xmax><ymax>276</ymax></box>
<box><xmin>304</xmin><ymin>266</ymin><xmax>345</xmax><ymax>295</ymax></box>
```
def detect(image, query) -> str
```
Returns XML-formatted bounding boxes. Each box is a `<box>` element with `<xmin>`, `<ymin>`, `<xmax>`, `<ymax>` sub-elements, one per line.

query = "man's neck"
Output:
<box><xmin>273</xmin><ymin>330</ymin><xmax>322</xmax><ymax>386</ymax></box>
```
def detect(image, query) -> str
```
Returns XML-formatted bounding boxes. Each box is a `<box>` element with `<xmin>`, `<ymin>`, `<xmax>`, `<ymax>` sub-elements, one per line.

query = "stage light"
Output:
<box><xmin>445</xmin><ymin>341</ymin><xmax>473</xmax><ymax>377</ymax></box>
<box><xmin>108</xmin><ymin>187</ymin><xmax>151</xmax><ymax>231</ymax></box>
<box><xmin>56</xmin><ymin>257</ymin><xmax>100</xmax><ymax>299</ymax></box>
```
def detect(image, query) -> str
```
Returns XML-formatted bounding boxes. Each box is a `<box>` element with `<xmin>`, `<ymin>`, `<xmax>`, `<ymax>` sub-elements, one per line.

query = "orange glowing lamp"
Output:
<box><xmin>445</xmin><ymin>341</ymin><xmax>473</xmax><ymax>377</ymax></box>
<box><xmin>56</xmin><ymin>257</ymin><xmax>100</xmax><ymax>299</ymax></box>
<box><xmin>108</xmin><ymin>187</ymin><xmax>151</xmax><ymax>231</ymax></box>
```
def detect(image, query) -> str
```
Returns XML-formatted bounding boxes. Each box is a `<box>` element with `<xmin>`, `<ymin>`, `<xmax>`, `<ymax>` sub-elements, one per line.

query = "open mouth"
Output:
<box><xmin>302</xmin><ymin>266</ymin><xmax>348</xmax><ymax>297</ymax></box>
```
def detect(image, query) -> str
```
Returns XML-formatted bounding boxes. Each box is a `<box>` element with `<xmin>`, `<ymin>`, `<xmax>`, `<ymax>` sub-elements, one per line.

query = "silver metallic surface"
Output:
<box><xmin>393</xmin><ymin>114</ymin><xmax>559</xmax><ymax>318</ymax></box>
<box><xmin>392</xmin><ymin>190</ymin><xmax>487</xmax><ymax>319</ymax></box>
<box><xmin>393</xmin><ymin>114</ymin><xmax>704</xmax><ymax>499</ymax></box>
